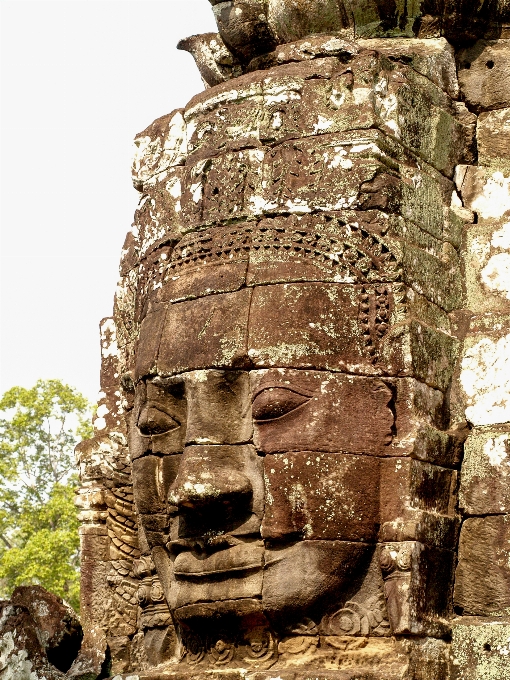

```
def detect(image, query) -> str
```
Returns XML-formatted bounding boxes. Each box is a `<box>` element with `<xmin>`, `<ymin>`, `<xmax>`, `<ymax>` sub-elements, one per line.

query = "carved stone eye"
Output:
<box><xmin>252</xmin><ymin>387</ymin><xmax>310</xmax><ymax>421</ymax></box>
<box><xmin>137</xmin><ymin>406</ymin><xmax>180</xmax><ymax>436</ymax></box>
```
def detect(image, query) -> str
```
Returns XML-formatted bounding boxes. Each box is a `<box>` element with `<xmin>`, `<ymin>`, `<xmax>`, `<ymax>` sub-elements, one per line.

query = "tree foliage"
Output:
<box><xmin>0</xmin><ymin>379</ymin><xmax>92</xmax><ymax>611</ymax></box>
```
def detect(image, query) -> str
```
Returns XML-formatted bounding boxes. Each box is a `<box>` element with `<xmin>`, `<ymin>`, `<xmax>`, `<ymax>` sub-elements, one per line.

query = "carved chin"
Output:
<box><xmin>261</xmin><ymin>541</ymin><xmax>372</xmax><ymax>623</ymax></box>
<box><xmin>169</xmin><ymin>540</ymin><xmax>372</xmax><ymax>625</ymax></box>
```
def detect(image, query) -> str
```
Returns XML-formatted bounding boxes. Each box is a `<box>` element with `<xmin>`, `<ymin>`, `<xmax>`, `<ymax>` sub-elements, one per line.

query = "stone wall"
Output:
<box><xmin>450</xmin><ymin>37</ymin><xmax>510</xmax><ymax>680</ymax></box>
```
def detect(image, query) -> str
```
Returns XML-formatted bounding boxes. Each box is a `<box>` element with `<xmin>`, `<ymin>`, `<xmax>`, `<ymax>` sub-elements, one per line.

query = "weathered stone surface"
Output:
<box><xmin>458</xmin><ymin>40</ymin><xmax>510</xmax><ymax>112</ymax></box>
<box><xmin>177</xmin><ymin>32</ymin><xmax>243</xmax><ymax>88</ymax></box>
<box><xmin>358</xmin><ymin>37</ymin><xmax>459</xmax><ymax>98</ymax></box>
<box><xmin>9</xmin><ymin>586</ymin><xmax>82</xmax><ymax>673</ymax></box>
<box><xmin>134</xmin><ymin>307</ymin><xmax>167</xmax><ymax>380</ymax></box>
<box><xmin>451</xmin><ymin>617</ymin><xmax>510</xmax><ymax>680</ymax></box>
<box><xmin>181</xmin><ymin>129</ymin><xmax>454</xmax><ymax>236</ymax></box>
<box><xmin>459</xmin><ymin>428</ymin><xmax>510</xmax><ymax>516</ymax></box>
<box><xmin>249</xmin><ymin>283</ymin><xmax>458</xmax><ymax>389</ymax></box>
<box><xmin>380</xmin><ymin>458</ymin><xmax>457</xmax><ymax>524</ymax></box>
<box><xmin>478</xmin><ymin>108</ymin><xmax>510</xmax><ymax>172</ymax></box>
<box><xmin>132</xmin><ymin>110</ymin><xmax>186</xmax><ymax>188</ymax></box>
<box><xmin>262</xmin><ymin>452</ymin><xmax>380</xmax><ymax>541</ymax></box>
<box><xmin>455</xmin><ymin>515</ymin><xmax>510</xmax><ymax>615</ymax></box>
<box><xmin>262</xmin><ymin>540</ymin><xmax>372</xmax><ymax>623</ymax></box>
<box><xmin>146</xmin><ymin>212</ymin><xmax>461</xmax><ymax>313</ymax></box>
<box><xmin>130</xmin><ymin>379</ymin><xmax>187</xmax><ymax>459</ymax></box>
<box><xmin>455</xmin><ymin>165</ymin><xmax>510</xmax><ymax>223</ymax></box>
<box><xmin>156</xmin><ymin>289</ymin><xmax>252</xmax><ymax>377</ymax></box>
<box><xmin>459</xmin><ymin>315</ymin><xmax>510</xmax><ymax>427</ymax></box>
<box><xmin>66</xmin><ymin>629</ymin><xmax>108</xmax><ymax>680</ymax></box>
<box><xmin>185</xmin><ymin>51</ymin><xmax>467</xmax><ymax>177</ymax></box>
<box><xmin>185</xmin><ymin>369</ymin><xmax>253</xmax><ymax>445</ymax></box>
<box><xmin>462</xmin><ymin>220</ymin><xmax>510</xmax><ymax>314</ymax></box>
<box><xmin>130</xmin><ymin>166</ymin><xmax>185</xmax><ymax>262</ymax></box>
<box><xmin>380</xmin><ymin>541</ymin><xmax>455</xmax><ymax>637</ymax></box>
<box><xmin>0</xmin><ymin>587</ymin><xmax>83</xmax><ymax>680</ymax></box>
<box><xmin>251</xmin><ymin>371</ymin><xmax>394</xmax><ymax>456</ymax></box>
<box><xmin>208</xmin><ymin>0</ymin><xmax>510</xmax><ymax>58</ymax></box>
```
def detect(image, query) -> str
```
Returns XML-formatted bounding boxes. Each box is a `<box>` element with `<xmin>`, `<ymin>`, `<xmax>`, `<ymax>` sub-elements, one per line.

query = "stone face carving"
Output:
<box><xmin>77</xmin><ymin>3</ymin><xmax>510</xmax><ymax>679</ymax></box>
<box><xmin>181</xmin><ymin>0</ymin><xmax>510</xmax><ymax>86</ymax></box>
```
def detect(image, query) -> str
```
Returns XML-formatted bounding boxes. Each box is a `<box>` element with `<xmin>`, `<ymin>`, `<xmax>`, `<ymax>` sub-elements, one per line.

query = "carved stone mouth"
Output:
<box><xmin>173</xmin><ymin>542</ymin><xmax>264</xmax><ymax>579</ymax></box>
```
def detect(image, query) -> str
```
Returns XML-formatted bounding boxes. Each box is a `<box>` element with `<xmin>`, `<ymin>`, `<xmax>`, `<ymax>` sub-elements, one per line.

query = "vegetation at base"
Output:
<box><xmin>0</xmin><ymin>379</ymin><xmax>93</xmax><ymax>611</ymax></box>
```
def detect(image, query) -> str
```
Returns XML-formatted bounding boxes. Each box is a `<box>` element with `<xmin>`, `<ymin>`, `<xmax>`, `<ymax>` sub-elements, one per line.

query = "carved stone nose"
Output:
<box><xmin>184</xmin><ymin>370</ymin><xmax>252</xmax><ymax>446</ymax></box>
<box><xmin>169</xmin><ymin>445</ymin><xmax>253</xmax><ymax>510</ymax></box>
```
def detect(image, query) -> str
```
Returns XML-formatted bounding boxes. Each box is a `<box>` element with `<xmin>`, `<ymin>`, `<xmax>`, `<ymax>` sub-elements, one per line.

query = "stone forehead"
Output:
<box><xmin>135</xmin><ymin>283</ymin><xmax>373</xmax><ymax>380</ymax></box>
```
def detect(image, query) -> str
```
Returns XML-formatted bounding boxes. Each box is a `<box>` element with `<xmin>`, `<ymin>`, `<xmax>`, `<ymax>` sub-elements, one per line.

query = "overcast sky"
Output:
<box><xmin>0</xmin><ymin>0</ymin><xmax>216</xmax><ymax>402</ymax></box>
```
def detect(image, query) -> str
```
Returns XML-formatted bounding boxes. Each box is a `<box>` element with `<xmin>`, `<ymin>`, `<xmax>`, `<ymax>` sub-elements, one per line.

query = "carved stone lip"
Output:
<box><xmin>173</xmin><ymin>542</ymin><xmax>264</xmax><ymax>579</ymax></box>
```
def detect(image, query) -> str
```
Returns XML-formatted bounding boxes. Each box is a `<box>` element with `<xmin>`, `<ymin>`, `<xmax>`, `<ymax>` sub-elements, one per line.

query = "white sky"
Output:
<box><xmin>0</xmin><ymin>0</ymin><xmax>216</xmax><ymax>403</ymax></box>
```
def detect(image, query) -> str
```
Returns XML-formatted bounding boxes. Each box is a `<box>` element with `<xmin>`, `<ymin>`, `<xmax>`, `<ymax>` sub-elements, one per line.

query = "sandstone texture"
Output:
<box><xmin>74</xmin><ymin>2</ymin><xmax>510</xmax><ymax>679</ymax></box>
<box><xmin>0</xmin><ymin>586</ymin><xmax>82</xmax><ymax>679</ymax></box>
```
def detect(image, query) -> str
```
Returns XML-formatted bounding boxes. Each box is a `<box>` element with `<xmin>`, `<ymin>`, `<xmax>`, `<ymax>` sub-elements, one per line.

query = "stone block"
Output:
<box><xmin>130</xmin><ymin>379</ymin><xmax>187</xmax><ymax>459</ymax></box>
<box><xmin>401</xmin><ymin>241</ymin><xmax>462</xmax><ymax>312</ymax></box>
<box><xmin>357</xmin><ymin>37</ymin><xmax>459</xmax><ymax>99</ymax></box>
<box><xmin>245</xmin><ymin>212</ymin><xmax>403</xmax><ymax>287</ymax></box>
<box><xmin>477</xmin><ymin>108</ymin><xmax>510</xmax><ymax>172</ymax></box>
<box><xmin>170</xmin><ymin>542</ymin><xmax>265</xmax><ymax>611</ymax></box>
<box><xmin>380</xmin><ymin>541</ymin><xmax>455</xmax><ymax>637</ymax></box>
<box><xmin>252</xmin><ymin>370</ymin><xmax>454</xmax><ymax>463</ymax></box>
<box><xmin>251</xmin><ymin>370</ymin><xmax>394</xmax><ymax>456</ymax></box>
<box><xmin>168</xmin><ymin>444</ymin><xmax>264</xmax><ymax>522</ymax></box>
<box><xmin>79</xmin><ymin>531</ymin><xmax>109</xmax><ymax>561</ymax></box>
<box><xmin>262</xmin><ymin>540</ymin><xmax>372</xmax><ymax>622</ymax></box>
<box><xmin>459</xmin><ymin>315</ymin><xmax>510</xmax><ymax>427</ymax></box>
<box><xmin>248</xmin><ymin>283</ymin><xmax>458</xmax><ymax>390</ymax></box>
<box><xmin>397</xmin><ymin>637</ymin><xmax>450</xmax><ymax>680</ymax></box>
<box><xmin>180</xmin><ymin>148</ymin><xmax>265</xmax><ymax>230</ymax></box>
<box><xmin>133</xmin><ymin>166</ymin><xmax>185</xmax><ymax>260</ymax></box>
<box><xmin>153</xmin><ymin>289</ymin><xmax>252</xmax><ymax>377</ymax></box>
<box><xmin>134</xmin><ymin>244</ymin><xmax>175</xmax><ymax>322</ymax></box>
<box><xmin>455</xmin><ymin>515</ymin><xmax>510</xmax><ymax>615</ymax></box>
<box><xmin>462</xmin><ymin>220</ymin><xmax>510</xmax><ymax>314</ymax></box>
<box><xmin>459</xmin><ymin>428</ymin><xmax>510</xmax><ymax>515</ymax></box>
<box><xmin>262</xmin><ymin>451</ymin><xmax>380</xmax><ymax>541</ymax></box>
<box><xmin>456</xmin><ymin>164</ymin><xmax>510</xmax><ymax>222</ymax></box>
<box><xmin>458</xmin><ymin>40</ymin><xmax>510</xmax><ymax>112</ymax></box>
<box><xmin>380</xmin><ymin>511</ymin><xmax>460</xmax><ymax>550</ymax></box>
<box><xmin>261</xmin><ymin>132</ymin><xmax>453</xmax><ymax>238</ymax></box>
<box><xmin>134</xmin><ymin>307</ymin><xmax>166</xmax><ymax>380</ymax></box>
<box><xmin>108</xmin><ymin>634</ymin><xmax>131</xmax><ymax>675</ymax></box>
<box><xmin>451</xmin><ymin>617</ymin><xmax>510</xmax><ymax>680</ymax></box>
<box><xmin>380</xmin><ymin>458</ymin><xmax>457</xmax><ymax>523</ymax></box>
<box><xmin>113</xmin><ymin>269</ymin><xmax>139</xmax><ymax>358</ymax></box>
<box><xmin>160</xmin><ymin>261</ymin><xmax>248</xmax><ymax>305</ymax></box>
<box><xmin>133</xmin><ymin>455</ymin><xmax>170</xmax><ymax>515</ymax></box>
<box><xmin>132</xmin><ymin>109</ymin><xmax>187</xmax><ymax>188</ymax></box>
<box><xmin>185</xmin><ymin>369</ymin><xmax>253</xmax><ymax>445</ymax></box>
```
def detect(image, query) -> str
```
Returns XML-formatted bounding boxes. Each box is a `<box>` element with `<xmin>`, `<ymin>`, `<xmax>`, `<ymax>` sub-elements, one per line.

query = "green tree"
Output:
<box><xmin>0</xmin><ymin>379</ymin><xmax>93</xmax><ymax>611</ymax></box>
